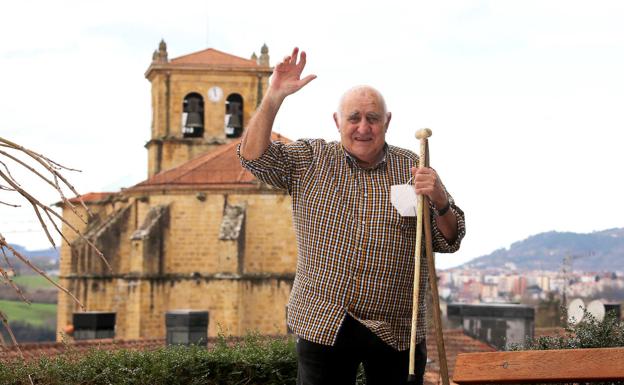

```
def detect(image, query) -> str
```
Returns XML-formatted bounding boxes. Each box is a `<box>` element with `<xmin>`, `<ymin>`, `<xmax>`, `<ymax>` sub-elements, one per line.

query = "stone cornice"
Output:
<box><xmin>60</xmin><ymin>272</ymin><xmax>295</xmax><ymax>283</ymax></box>
<box><xmin>145</xmin><ymin>64</ymin><xmax>273</xmax><ymax>80</ymax></box>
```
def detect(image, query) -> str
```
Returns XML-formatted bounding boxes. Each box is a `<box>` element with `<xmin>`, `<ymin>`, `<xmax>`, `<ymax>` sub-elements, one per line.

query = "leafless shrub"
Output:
<box><xmin>0</xmin><ymin>136</ymin><xmax>108</xmax><ymax>358</ymax></box>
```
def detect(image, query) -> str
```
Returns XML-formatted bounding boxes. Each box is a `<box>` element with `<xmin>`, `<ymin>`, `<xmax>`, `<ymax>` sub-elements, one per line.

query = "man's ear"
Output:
<box><xmin>333</xmin><ymin>112</ymin><xmax>340</xmax><ymax>130</ymax></box>
<box><xmin>385</xmin><ymin>112</ymin><xmax>392</xmax><ymax>132</ymax></box>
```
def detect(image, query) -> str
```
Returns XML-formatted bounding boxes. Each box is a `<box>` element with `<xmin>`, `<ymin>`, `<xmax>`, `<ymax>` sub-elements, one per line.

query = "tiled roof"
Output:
<box><xmin>170</xmin><ymin>48</ymin><xmax>258</xmax><ymax>68</ymax></box>
<box><xmin>67</xmin><ymin>192</ymin><xmax>116</xmax><ymax>204</ymax></box>
<box><xmin>425</xmin><ymin>329</ymin><xmax>495</xmax><ymax>385</ymax></box>
<box><xmin>130</xmin><ymin>133</ymin><xmax>291</xmax><ymax>191</ymax></box>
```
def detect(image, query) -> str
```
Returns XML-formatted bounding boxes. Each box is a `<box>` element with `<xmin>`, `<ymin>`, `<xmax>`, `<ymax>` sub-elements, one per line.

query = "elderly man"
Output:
<box><xmin>239</xmin><ymin>48</ymin><xmax>465</xmax><ymax>385</ymax></box>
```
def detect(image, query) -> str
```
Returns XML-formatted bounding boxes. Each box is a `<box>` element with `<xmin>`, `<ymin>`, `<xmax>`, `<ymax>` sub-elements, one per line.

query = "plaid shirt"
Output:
<box><xmin>238</xmin><ymin>139</ymin><xmax>465</xmax><ymax>350</ymax></box>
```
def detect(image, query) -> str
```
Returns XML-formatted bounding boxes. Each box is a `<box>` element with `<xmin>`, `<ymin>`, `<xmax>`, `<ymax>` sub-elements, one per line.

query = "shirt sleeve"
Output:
<box><xmin>237</xmin><ymin>139</ymin><xmax>315</xmax><ymax>192</ymax></box>
<box><xmin>429</xmin><ymin>192</ymin><xmax>466</xmax><ymax>253</ymax></box>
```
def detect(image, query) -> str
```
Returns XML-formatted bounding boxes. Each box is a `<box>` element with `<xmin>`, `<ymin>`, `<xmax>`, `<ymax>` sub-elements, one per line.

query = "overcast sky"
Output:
<box><xmin>1</xmin><ymin>1</ymin><xmax>623</xmax><ymax>269</ymax></box>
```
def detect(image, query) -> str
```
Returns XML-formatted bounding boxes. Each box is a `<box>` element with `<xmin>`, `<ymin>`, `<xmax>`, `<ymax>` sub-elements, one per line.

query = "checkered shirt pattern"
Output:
<box><xmin>238</xmin><ymin>139</ymin><xmax>465</xmax><ymax>350</ymax></box>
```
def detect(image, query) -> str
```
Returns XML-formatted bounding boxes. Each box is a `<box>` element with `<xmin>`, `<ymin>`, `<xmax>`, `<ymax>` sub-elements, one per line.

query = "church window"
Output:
<box><xmin>225</xmin><ymin>93</ymin><xmax>243</xmax><ymax>138</ymax></box>
<box><xmin>182</xmin><ymin>92</ymin><xmax>204</xmax><ymax>138</ymax></box>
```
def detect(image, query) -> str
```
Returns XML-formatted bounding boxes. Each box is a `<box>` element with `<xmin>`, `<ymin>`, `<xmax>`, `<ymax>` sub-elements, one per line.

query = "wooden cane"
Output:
<box><xmin>422</xmin><ymin>138</ymin><xmax>451</xmax><ymax>385</ymax></box>
<box><xmin>408</xmin><ymin>128</ymin><xmax>431</xmax><ymax>383</ymax></box>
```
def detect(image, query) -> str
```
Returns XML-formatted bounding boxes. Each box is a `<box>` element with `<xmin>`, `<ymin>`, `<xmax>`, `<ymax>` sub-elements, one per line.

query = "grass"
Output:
<box><xmin>0</xmin><ymin>299</ymin><xmax>57</xmax><ymax>328</ymax></box>
<box><xmin>11</xmin><ymin>274</ymin><xmax>59</xmax><ymax>290</ymax></box>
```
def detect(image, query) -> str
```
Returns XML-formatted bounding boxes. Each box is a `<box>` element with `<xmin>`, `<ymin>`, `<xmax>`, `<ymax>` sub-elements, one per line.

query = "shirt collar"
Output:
<box><xmin>342</xmin><ymin>143</ymin><xmax>389</xmax><ymax>170</ymax></box>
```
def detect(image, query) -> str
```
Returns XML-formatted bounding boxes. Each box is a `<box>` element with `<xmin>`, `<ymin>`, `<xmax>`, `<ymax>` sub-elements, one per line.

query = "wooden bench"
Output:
<box><xmin>453</xmin><ymin>347</ymin><xmax>624</xmax><ymax>384</ymax></box>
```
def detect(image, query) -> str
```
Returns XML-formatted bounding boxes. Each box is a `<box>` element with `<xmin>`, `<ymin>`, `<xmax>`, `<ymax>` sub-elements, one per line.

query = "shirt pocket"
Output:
<box><xmin>385</xmin><ymin>207</ymin><xmax>416</xmax><ymax>232</ymax></box>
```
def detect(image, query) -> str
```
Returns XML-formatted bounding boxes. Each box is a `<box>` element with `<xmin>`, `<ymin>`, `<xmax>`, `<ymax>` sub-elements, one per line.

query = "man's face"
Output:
<box><xmin>334</xmin><ymin>88</ymin><xmax>391</xmax><ymax>168</ymax></box>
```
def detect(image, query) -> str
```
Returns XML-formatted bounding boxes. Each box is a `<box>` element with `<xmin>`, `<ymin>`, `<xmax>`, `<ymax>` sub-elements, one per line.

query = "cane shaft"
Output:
<box><xmin>408</xmin><ymin>136</ymin><xmax>428</xmax><ymax>377</ymax></box>
<box><xmin>422</xmin><ymin>139</ymin><xmax>450</xmax><ymax>385</ymax></box>
<box><xmin>423</xmin><ymin>201</ymin><xmax>450</xmax><ymax>385</ymax></box>
<box><xmin>408</xmin><ymin>194</ymin><xmax>423</xmax><ymax>376</ymax></box>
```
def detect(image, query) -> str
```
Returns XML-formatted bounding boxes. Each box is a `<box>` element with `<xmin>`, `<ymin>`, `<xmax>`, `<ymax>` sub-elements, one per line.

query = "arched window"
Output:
<box><xmin>182</xmin><ymin>92</ymin><xmax>204</xmax><ymax>138</ymax></box>
<box><xmin>225</xmin><ymin>93</ymin><xmax>243</xmax><ymax>138</ymax></box>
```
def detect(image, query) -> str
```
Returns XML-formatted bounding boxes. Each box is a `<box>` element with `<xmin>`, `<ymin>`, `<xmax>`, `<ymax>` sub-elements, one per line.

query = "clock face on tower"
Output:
<box><xmin>208</xmin><ymin>86</ymin><xmax>223</xmax><ymax>102</ymax></box>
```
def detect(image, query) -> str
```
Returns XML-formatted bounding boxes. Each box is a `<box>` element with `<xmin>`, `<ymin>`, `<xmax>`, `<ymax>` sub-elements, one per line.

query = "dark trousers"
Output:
<box><xmin>296</xmin><ymin>315</ymin><xmax>427</xmax><ymax>385</ymax></box>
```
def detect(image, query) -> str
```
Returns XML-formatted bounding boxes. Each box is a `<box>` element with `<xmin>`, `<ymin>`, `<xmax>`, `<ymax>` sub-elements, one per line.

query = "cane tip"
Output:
<box><xmin>406</xmin><ymin>374</ymin><xmax>418</xmax><ymax>383</ymax></box>
<box><xmin>415</xmin><ymin>128</ymin><xmax>432</xmax><ymax>139</ymax></box>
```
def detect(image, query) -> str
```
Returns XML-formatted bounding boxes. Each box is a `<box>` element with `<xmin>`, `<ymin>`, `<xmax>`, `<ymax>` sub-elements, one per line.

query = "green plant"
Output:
<box><xmin>511</xmin><ymin>308</ymin><xmax>624</xmax><ymax>351</ymax></box>
<box><xmin>0</xmin><ymin>332</ymin><xmax>377</xmax><ymax>385</ymax></box>
<box><xmin>0</xmin><ymin>334</ymin><xmax>298</xmax><ymax>385</ymax></box>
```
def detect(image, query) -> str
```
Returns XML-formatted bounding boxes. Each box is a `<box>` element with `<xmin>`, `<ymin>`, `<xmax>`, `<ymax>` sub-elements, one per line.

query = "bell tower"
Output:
<box><xmin>144</xmin><ymin>40</ymin><xmax>272</xmax><ymax>177</ymax></box>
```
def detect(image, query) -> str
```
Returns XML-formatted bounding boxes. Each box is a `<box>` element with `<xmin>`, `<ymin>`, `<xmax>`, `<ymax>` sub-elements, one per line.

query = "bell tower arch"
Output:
<box><xmin>144</xmin><ymin>40</ymin><xmax>272</xmax><ymax>177</ymax></box>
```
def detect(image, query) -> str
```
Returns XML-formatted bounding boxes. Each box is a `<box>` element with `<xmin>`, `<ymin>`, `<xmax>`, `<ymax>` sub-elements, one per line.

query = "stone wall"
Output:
<box><xmin>57</xmin><ymin>190</ymin><xmax>297</xmax><ymax>340</ymax></box>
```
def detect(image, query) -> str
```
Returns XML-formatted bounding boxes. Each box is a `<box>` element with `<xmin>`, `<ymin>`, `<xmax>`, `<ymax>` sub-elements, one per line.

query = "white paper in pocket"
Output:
<box><xmin>390</xmin><ymin>184</ymin><xmax>419</xmax><ymax>217</ymax></box>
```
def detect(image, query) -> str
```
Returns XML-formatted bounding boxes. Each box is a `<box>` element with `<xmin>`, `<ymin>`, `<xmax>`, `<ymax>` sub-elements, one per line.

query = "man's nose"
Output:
<box><xmin>356</xmin><ymin>119</ymin><xmax>371</xmax><ymax>133</ymax></box>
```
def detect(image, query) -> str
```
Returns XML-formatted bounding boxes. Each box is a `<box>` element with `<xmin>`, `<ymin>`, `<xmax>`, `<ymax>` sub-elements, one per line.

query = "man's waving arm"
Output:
<box><xmin>240</xmin><ymin>47</ymin><xmax>316</xmax><ymax>160</ymax></box>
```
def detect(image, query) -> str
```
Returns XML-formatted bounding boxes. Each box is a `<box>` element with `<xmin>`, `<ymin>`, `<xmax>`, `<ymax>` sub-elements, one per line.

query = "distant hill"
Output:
<box><xmin>2</xmin><ymin>244</ymin><xmax>59</xmax><ymax>273</ymax></box>
<box><xmin>463</xmin><ymin>228</ymin><xmax>624</xmax><ymax>272</ymax></box>
<box><xmin>7</xmin><ymin>244</ymin><xmax>59</xmax><ymax>260</ymax></box>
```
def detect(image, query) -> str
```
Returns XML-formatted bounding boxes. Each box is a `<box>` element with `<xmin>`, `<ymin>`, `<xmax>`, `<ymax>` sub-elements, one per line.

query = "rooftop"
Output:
<box><xmin>130</xmin><ymin>132</ymin><xmax>291</xmax><ymax>192</ymax></box>
<box><xmin>67</xmin><ymin>192</ymin><xmax>116</xmax><ymax>204</ymax></box>
<box><xmin>425</xmin><ymin>329</ymin><xmax>495</xmax><ymax>384</ymax></box>
<box><xmin>170</xmin><ymin>48</ymin><xmax>258</xmax><ymax>68</ymax></box>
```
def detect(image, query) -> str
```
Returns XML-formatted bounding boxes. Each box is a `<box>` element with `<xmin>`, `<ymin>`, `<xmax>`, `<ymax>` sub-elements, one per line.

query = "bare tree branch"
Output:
<box><xmin>0</xmin><ymin>265</ymin><xmax>30</xmax><ymax>304</ymax></box>
<box><xmin>0</xmin><ymin>149</ymin><xmax>63</xmax><ymax>193</ymax></box>
<box><xmin>32</xmin><ymin>203</ymin><xmax>56</xmax><ymax>249</ymax></box>
<box><xmin>0</xmin><ymin>167</ymin><xmax>58</xmax><ymax>249</ymax></box>
<box><xmin>43</xmin><ymin>207</ymin><xmax>72</xmax><ymax>247</ymax></box>
<box><xmin>36</xmin><ymin>200</ymin><xmax>111</xmax><ymax>271</ymax></box>
<box><xmin>0</xmin><ymin>136</ymin><xmax>107</xmax><ymax>354</ymax></box>
<box><xmin>0</xmin><ymin>311</ymin><xmax>22</xmax><ymax>353</ymax></box>
<box><xmin>0</xmin><ymin>139</ymin><xmax>85</xmax><ymax>202</ymax></box>
<box><xmin>0</xmin><ymin>168</ymin><xmax>110</xmax><ymax>271</ymax></box>
<box><xmin>0</xmin><ymin>160</ymin><xmax>20</xmax><ymax>188</ymax></box>
<box><xmin>0</xmin><ymin>145</ymin><xmax>89</xmax><ymax>223</ymax></box>
<box><xmin>0</xmin><ymin>311</ymin><xmax>35</xmax><ymax>385</ymax></box>
<box><xmin>0</xmin><ymin>236</ymin><xmax>84</xmax><ymax>309</ymax></box>
<box><xmin>0</xmin><ymin>324</ymin><xmax>6</xmax><ymax>346</ymax></box>
<box><xmin>0</xmin><ymin>140</ymin><xmax>80</xmax><ymax>172</ymax></box>
<box><xmin>0</xmin><ymin>245</ymin><xmax>14</xmax><ymax>271</ymax></box>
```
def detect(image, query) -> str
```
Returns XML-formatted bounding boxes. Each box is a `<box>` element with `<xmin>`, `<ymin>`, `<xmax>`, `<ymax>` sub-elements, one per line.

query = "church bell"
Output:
<box><xmin>183</xmin><ymin>94</ymin><xmax>204</xmax><ymax>137</ymax></box>
<box><xmin>185</xmin><ymin>111</ymin><xmax>203</xmax><ymax>129</ymax></box>
<box><xmin>225</xmin><ymin>101</ymin><xmax>243</xmax><ymax>137</ymax></box>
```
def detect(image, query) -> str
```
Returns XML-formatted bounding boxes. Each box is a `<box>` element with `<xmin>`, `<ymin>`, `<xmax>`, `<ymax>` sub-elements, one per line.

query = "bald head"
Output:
<box><xmin>333</xmin><ymin>85</ymin><xmax>391</xmax><ymax>168</ymax></box>
<box><xmin>336</xmin><ymin>85</ymin><xmax>389</xmax><ymax>124</ymax></box>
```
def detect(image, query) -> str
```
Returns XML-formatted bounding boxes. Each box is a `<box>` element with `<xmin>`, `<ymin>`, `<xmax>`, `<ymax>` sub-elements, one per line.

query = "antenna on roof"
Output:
<box><xmin>206</xmin><ymin>13</ymin><xmax>210</xmax><ymax>47</ymax></box>
<box><xmin>567</xmin><ymin>298</ymin><xmax>585</xmax><ymax>325</ymax></box>
<box><xmin>587</xmin><ymin>300</ymin><xmax>606</xmax><ymax>322</ymax></box>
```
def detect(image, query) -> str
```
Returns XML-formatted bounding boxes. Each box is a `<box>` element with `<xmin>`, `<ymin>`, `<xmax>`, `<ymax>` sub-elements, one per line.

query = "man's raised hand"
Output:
<box><xmin>240</xmin><ymin>47</ymin><xmax>315</xmax><ymax>160</ymax></box>
<box><xmin>269</xmin><ymin>47</ymin><xmax>317</xmax><ymax>99</ymax></box>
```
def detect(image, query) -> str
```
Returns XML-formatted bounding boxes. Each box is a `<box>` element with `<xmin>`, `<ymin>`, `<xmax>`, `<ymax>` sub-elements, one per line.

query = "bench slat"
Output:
<box><xmin>453</xmin><ymin>347</ymin><xmax>624</xmax><ymax>384</ymax></box>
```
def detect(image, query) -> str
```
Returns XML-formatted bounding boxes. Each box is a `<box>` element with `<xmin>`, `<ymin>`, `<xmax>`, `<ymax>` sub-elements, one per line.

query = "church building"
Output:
<box><xmin>56</xmin><ymin>41</ymin><xmax>297</xmax><ymax>340</ymax></box>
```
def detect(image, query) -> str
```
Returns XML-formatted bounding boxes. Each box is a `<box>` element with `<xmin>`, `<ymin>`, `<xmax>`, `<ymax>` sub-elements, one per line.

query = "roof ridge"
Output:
<box><xmin>67</xmin><ymin>192</ymin><xmax>116</xmax><ymax>203</ymax></box>
<box><xmin>131</xmin><ymin>132</ymin><xmax>291</xmax><ymax>189</ymax></box>
<box><xmin>138</xmin><ymin>140</ymin><xmax>241</xmax><ymax>186</ymax></box>
<box><xmin>156</xmin><ymin>131</ymin><xmax>289</xmax><ymax>179</ymax></box>
<box><xmin>170</xmin><ymin>47</ymin><xmax>256</xmax><ymax>65</ymax></box>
